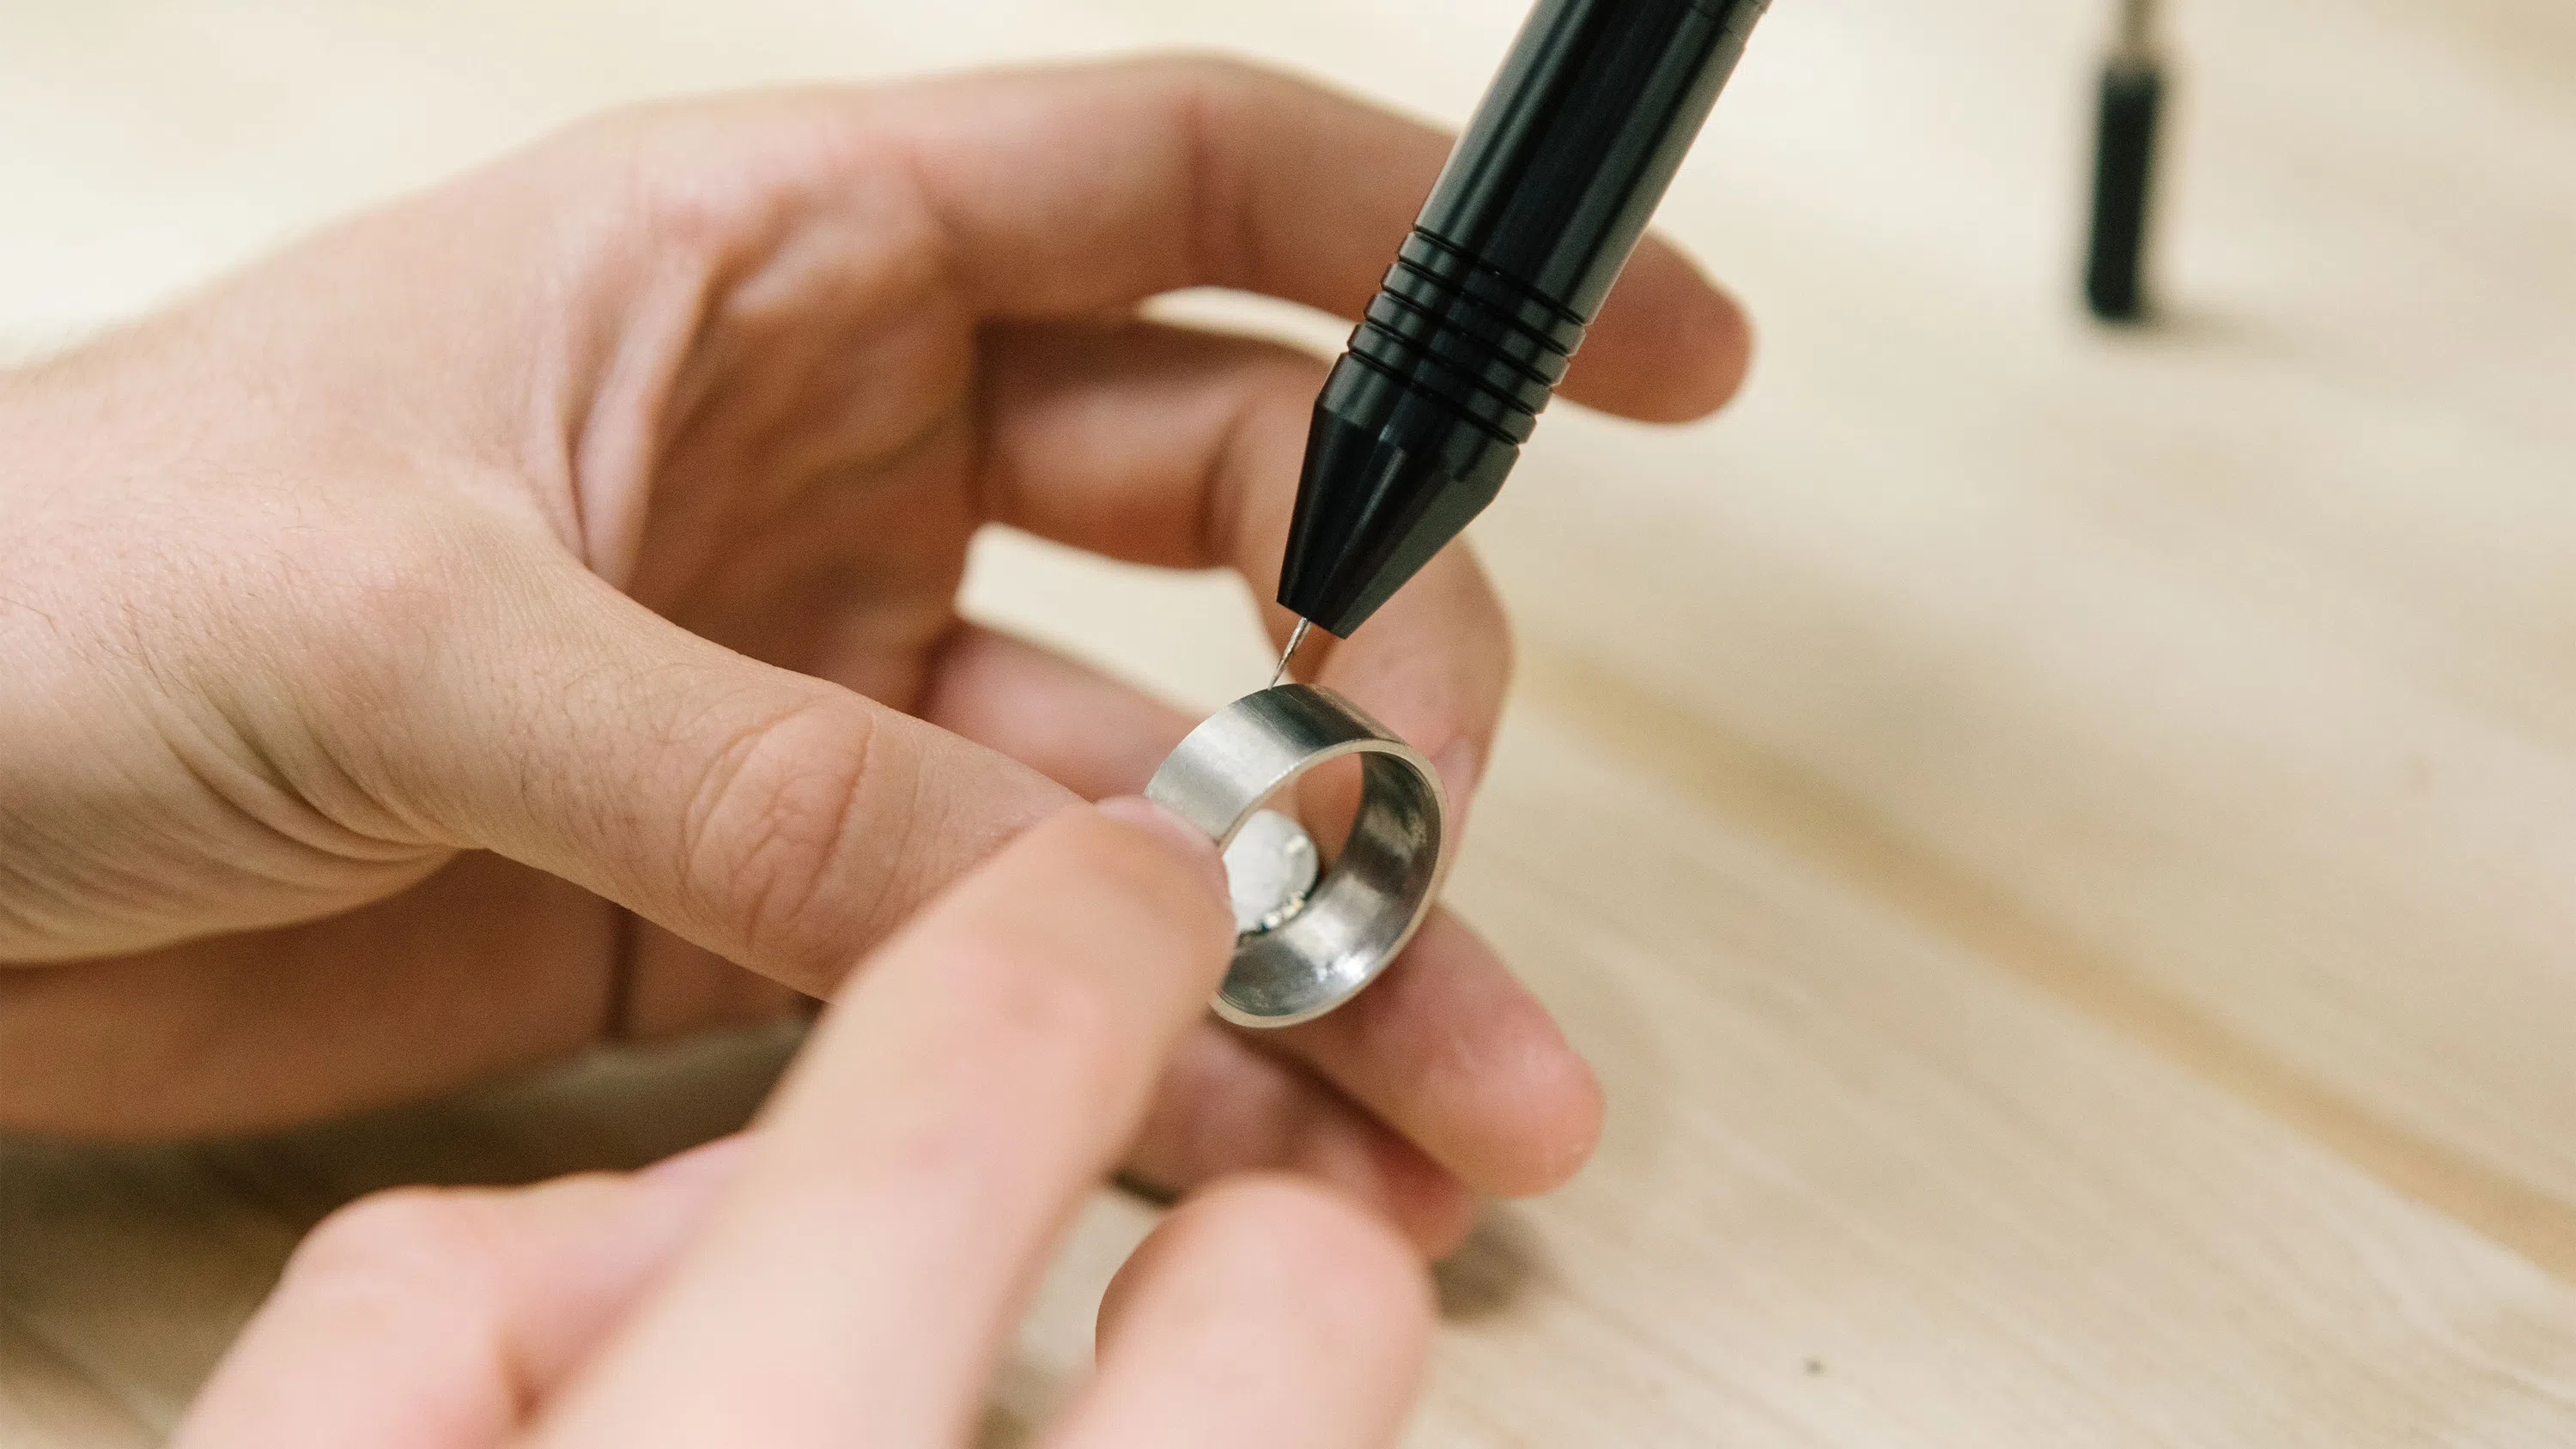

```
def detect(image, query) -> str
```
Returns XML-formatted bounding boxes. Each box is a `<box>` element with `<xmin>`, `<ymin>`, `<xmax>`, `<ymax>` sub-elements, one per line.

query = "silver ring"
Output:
<box><xmin>1145</xmin><ymin>684</ymin><xmax>1448</xmax><ymax>1029</ymax></box>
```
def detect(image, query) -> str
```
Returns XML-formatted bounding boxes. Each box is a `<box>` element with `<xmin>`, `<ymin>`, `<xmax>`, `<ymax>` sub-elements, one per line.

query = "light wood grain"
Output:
<box><xmin>0</xmin><ymin>1315</ymin><xmax>155</xmax><ymax>1449</ymax></box>
<box><xmin>5</xmin><ymin>0</ymin><xmax>2576</xmax><ymax>1442</ymax></box>
<box><xmin>1473</xmin><ymin>0</ymin><xmax>2576</xmax><ymax>1240</ymax></box>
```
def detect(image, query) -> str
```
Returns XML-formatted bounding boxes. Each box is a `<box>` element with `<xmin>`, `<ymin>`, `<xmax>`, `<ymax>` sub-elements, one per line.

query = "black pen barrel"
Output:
<box><xmin>1280</xmin><ymin>0</ymin><xmax>1769</xmax><ymax>636</ymax></box>
<box><xmin>1421</xmin><ymin>0</ymin><xmax>1767</xmax><ymax>323</ymax></box>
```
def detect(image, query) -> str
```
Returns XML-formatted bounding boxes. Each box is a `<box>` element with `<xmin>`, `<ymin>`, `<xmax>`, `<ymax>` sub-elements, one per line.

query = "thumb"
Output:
<box><xmin>328</xmin><ymin>544</ymin><xmax>1075</xmax><ymax>995</ymax></box>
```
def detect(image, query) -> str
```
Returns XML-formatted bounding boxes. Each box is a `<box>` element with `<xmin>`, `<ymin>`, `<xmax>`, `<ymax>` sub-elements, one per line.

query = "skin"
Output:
<box><xmin>177</xmin><ymin>802</ymin><xmax>1440</xmax><ymax>1448</ymax></box>
<box><xmin>0</xmin><ymin>56</ymin><xmax>1750</xmax><ymax>1440</ymax></box>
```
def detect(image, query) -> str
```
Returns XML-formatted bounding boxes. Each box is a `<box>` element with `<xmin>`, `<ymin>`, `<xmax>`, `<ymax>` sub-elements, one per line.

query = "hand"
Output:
<box><xmin>176</xmin><ymin>800</ymin><xmax>1437</xmax><ymax>1448</ymax></box>
<box><xmin>0</xmin><ymin>59</ymin><xmax>1750</xmax><ymax>1247</ymax></box>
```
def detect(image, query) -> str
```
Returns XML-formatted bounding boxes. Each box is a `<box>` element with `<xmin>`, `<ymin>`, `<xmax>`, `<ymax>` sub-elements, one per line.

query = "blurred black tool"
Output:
<box><xmin>1273</xmin><ymin>0</ymin><xmax>1771</xmax><ymax>645</ymax></box>
<box><xmin>2086</xmin><ymin>0</ymin><xmax>2166</xmax><ymax>321</ymax></box>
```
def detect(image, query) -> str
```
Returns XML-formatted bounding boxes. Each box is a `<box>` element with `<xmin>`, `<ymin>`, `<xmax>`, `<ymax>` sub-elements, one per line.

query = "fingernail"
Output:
<box><xmin>1097</xmin><ymin>796</ymin><xmax>1230</xmax><ymax>900</ymax></box>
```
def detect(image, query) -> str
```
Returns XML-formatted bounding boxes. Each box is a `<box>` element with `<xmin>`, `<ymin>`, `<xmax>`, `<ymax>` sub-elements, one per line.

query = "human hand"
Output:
<box><xmin>0</xmin><ymin>59</ymin><xmax>1751</xmax><ymax>1247</ymax></box>
<box><xmin>176</xmin><ymin>800</ymin><xmax>1436</xmax><ymax>1448</ymax></box>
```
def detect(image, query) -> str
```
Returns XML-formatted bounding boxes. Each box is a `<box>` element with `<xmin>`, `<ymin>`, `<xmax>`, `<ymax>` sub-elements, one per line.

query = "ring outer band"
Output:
<box><xmin>1145</xmin><ymin>684</ymin><xmax>1449</xmax><ymax>1029</ymax></box>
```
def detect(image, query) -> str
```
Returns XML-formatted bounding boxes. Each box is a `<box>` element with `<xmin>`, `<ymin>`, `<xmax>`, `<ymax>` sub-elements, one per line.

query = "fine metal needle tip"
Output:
<box><xmin>1270</xmin><ymin>618</ymin><xmax>1314</xmax><ymax>688</ymax></box>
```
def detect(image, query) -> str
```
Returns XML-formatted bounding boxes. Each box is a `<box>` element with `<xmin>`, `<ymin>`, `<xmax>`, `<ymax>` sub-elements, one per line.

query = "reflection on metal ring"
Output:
<box><xmin>1145</xmin><ymin>684</ymin><xmax>1448</xmax><ymax>1029</ymax></box>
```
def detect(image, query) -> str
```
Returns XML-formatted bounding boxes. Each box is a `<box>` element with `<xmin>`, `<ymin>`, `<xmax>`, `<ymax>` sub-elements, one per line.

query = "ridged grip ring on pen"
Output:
<box><xmin>1345</xmin><ymin>227</ymin><xmax>1586</xmax><ymax>446</ymax></box>
<box><xmin>1145</xmin><ymin>685</ymin><xmax>1448</xmax><ymax>1029</ymax></box>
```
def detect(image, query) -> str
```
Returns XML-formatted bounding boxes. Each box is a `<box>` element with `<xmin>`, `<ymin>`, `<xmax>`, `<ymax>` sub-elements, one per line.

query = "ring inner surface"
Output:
<box><xmin>1218</xmin><ymin>751</ymin><xmax>1441</xmax><ymax>1024</ymax></box>
<box><xmin>1224</xmin><ymin>809</ymin><xmax>1321</xmax><ymax>935</ymax></box>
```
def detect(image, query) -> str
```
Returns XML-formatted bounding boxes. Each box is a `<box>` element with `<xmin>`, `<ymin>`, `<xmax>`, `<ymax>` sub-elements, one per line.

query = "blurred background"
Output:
<box><xmin>5</xmin><ymin>1</ymin><xmax>2576</xmax><ymax>1444</ymax></box>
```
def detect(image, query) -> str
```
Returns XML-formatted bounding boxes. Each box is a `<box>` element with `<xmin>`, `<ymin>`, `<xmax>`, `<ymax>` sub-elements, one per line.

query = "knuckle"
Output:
<box><xmin>1151</xmin><ymin>51</ymin><xmax>1278</xmax><ymax>100</ymax></box>
<box><xmin>195</xmin><ymin>498</ymin><xmax>551</xmax><ymax>832</ymax></box>
<box><xmin>289</xmin><ymin>1187</ymin><xmax>504</xmax><ymax>1303</ymax></box>
<box><xmin>571</xmin><ymin>96</ymin><xmax>900</xmax><ymax>283</ymax></box>
<box><xmin>283</xmin><ymin>502</ymin><xmax>532</xmax><ymax>690</ymax></box>
<box><xmin>679</xmin><ymin>690</ymin><xmax>894</xmax><ymax>972</ymax></box>
<box><xmin>627</xmin><ymin>155</ymin><xmax>764</xmax><ymax>268</ymax></box>
<box><xmin>559</xmin><ymin>103</ymin><xmax>770</xmax><ymax>256</ymax></box>
<box><xmin>288</xmin><ymin>506</ymin><xmax>544</xmax><ymax>755</ymax></box>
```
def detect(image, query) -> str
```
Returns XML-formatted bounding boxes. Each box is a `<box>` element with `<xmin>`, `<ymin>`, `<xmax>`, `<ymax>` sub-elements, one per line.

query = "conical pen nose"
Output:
<box><xmin>1279</xmin><ymin>401</ymin><xmax>1504</xmax><ymax>638</ymax></box>
<box><xmin>1267</xmin><ymin>0</ymin><xmax>1770</xmax><ymax>640</ymax></box>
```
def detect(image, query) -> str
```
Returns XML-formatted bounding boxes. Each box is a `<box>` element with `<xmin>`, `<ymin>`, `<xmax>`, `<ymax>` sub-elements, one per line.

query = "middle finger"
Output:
<box><xmin>974</xmin><ymin>317</ymin><xmax>1515</xmax><ymax>808</ymax></box>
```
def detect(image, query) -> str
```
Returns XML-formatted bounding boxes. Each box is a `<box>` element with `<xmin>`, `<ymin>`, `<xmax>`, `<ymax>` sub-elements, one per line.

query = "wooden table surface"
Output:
<box><xmin>7</xmin><ymin>0</ymin><xmax>2576</xmax><ymax>1442</ymax></box>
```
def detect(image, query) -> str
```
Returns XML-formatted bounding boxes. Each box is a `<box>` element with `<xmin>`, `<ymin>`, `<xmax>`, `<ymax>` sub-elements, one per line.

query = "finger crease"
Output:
<box><xmin>1176</xmin><ymin>74</ymin><xmax>1262</xmax><ymax>295</ymax></box>
<box><xmin>1177</xmin><ymin>81</ymin><xmax>1232</xmax><ymax>290</ymax></box>
<box><xmin>1198</xmin><ymin>381</ymin><xmax>1266</xmax><ymax>568</ymax></box>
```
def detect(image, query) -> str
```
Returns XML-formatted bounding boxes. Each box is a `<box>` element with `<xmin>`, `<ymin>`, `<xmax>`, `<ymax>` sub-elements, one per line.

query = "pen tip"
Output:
<box><xmin>1270</xmin><ymin>619</ymin><xmax>1314</xmax><ymax>688</ymax></box>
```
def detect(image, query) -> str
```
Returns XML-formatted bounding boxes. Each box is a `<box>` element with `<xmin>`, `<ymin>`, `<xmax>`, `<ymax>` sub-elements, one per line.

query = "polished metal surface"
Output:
<box><xmin>1146</xmin><ymin>684</ymin><xmax>1448</xmax><ymax>1028</ymax></box>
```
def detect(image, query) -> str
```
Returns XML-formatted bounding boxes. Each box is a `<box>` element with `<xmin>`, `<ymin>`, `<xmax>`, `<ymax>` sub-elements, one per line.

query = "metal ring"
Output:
<box><xmin>1145</xmin><ymin>684</ymin><xmax>1448</xmax><ymax>1029</ymax></box>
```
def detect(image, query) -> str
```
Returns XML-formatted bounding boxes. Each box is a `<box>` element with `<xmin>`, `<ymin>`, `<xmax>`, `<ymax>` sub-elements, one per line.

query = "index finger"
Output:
<box><xmin>530</xmin><ymin>799</ymin><xmax>1233</xmax><ymax>1448</ymax></box>
<box><xmin>974</xmin><ymin>320</ymin><xmax>1513</xmax><ymax>810</ymax></box>
<box><xmin>859</xmin><ymin>56</ymin><xmax>1749</xmax><ymax>421</ymax></box>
